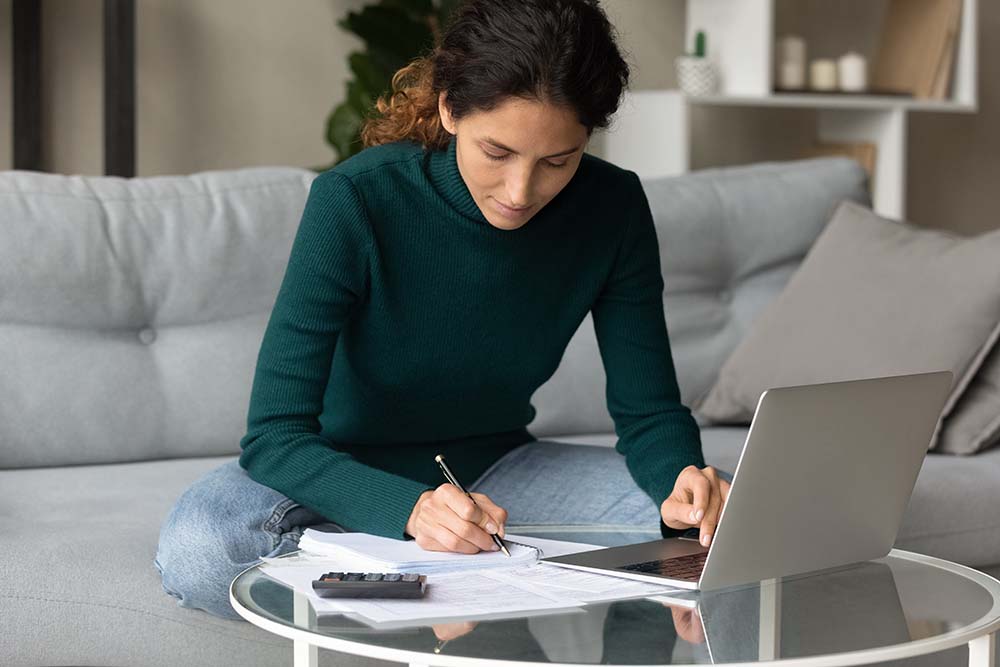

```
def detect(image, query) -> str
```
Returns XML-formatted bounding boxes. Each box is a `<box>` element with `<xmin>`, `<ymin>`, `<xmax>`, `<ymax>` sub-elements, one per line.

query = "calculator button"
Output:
<box><xmin>401</xmin><ymin>573</ymin><xmax>420</xmax><ymax>582</ymax></box>
<box><xmin>383</xmin><ymin>573</ymin><xmax>401</xmax><ymax>581</ymax></box>
<box><xmin>343</xmin><ymin>573</ymin><xmax>364</xmax><ymax>581</ymax></box>
<box><xmin>364</xmin><ymin>573</ymin><xmax>383</xmax><ymax>581</ymax></box>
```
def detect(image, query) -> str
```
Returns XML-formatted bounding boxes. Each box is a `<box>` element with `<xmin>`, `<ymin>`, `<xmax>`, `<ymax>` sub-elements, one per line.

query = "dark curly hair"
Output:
<box><xmin>360</xmin><ymin>0</ymin><xmax>631</xmax><ymax>150</ymax></box>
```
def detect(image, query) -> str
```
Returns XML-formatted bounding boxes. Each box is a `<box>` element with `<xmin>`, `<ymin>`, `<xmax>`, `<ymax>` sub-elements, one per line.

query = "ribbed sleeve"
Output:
<box><xmin>239</xmin><ymin>172</ymin><xmax>432</xmax><ymax>539</ymax></box>
<box><xmin>590</xmin><ymin>173</ymin><xmax>706</xmax><ymax>539</ymax></box>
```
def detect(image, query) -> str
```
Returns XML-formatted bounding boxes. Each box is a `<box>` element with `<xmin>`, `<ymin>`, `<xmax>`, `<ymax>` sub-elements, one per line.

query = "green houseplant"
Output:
<box><xmin>320</xmin><ymin>0</ymin><xmax>462</xmax><ymax>170</ymax></box>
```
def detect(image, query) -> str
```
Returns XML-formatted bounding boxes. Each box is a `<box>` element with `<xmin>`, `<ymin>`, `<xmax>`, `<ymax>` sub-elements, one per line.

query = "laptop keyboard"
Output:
<box><xmin>619</xmin><ymin>551</ymin><xmax>708</xmax><ymax>582</ymax></box>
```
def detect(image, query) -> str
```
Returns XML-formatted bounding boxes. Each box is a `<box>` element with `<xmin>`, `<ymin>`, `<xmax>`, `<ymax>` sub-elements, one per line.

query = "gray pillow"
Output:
<box><xmin>936</xmin><ymin>345</ymin><xmax>1000</xmax><ymax>454</ymax></box>
<box><xmin>695</xmin><ymin>200</ymin><xmax>1000</xmax><ymax>451</ymax></box>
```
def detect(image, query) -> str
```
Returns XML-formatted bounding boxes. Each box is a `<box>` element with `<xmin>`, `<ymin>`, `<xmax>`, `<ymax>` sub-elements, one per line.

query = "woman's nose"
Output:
<box><xmin>506</xmin><ymin>165</ymin><xmax>535</xmax><ymax>206</ymax></box>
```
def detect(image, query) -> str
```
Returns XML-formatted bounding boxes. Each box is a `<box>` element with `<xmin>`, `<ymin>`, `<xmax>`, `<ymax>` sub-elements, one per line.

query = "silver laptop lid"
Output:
<box><xmin>700</xmin><ymin>370</ymin><xmax>953</xmax><ymax>590</ymax></box>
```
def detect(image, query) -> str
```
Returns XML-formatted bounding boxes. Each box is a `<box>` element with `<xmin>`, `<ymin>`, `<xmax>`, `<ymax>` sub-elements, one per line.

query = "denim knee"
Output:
<box><xmin>154</xmin><ymin>459</ymin><xmax>309</xmax><ymax>620</ymax></box>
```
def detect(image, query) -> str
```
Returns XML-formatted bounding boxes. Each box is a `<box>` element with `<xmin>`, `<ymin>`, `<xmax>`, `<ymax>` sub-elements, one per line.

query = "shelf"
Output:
<box><xmin>671</xmin><ymin>0</ymin><xmax>981</xmax><ymax>220</ymax></box>
<box><xmin>687</xmin><ymin>93</ymin><xmax>977</xmax><ymax>114</ymax></box>
<box><xmin>684</xmin><ymin>0</ymin><xmax>978</xmax><ymax>109</ymax></box>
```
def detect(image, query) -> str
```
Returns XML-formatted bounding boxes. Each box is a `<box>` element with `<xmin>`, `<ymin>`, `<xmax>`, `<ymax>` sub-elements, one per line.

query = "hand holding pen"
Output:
<box><xmin>403</xmin><ymin>454</ymin><xmax>510</xmax><ymax>556</ymax></box>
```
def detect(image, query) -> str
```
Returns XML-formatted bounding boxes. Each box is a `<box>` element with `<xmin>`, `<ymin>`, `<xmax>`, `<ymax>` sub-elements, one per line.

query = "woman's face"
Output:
<box><xmin>438</xmin><ymin>93</ymin><xmax>589</xmax><ymax>231</ymax></box>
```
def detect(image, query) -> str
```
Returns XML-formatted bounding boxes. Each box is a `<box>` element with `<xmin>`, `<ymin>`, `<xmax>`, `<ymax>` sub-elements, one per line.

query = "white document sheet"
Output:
<box><xmin>485</xmin><ymin>564</ymin><xmax>687</xmax><ymax>603</ymax></box>
<box><xmin>259</xmin><ymin>534</ymin><xmax>682</xmax><ymax>626</ymax></box>
<box><xmin>317</xmin><ymin>570</ymin><xmax>584</xmax><ymax>623</ymax></box>
<box><xmin>294</xmin><ymin>529</ymin><xmax>541</xmax><ymax>573</ymax></box>
<box><xmin>259</xmin><ymin>565</ymin><xmax>586</xmax><ymax>623</ymax></box>
<box><xmin>266</xmin><ymin>532</ymin><xmax>603</xmax><ymax>572</ymax></box>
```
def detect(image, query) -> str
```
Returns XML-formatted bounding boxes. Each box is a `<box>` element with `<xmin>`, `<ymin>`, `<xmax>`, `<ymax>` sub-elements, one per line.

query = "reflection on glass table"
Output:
<box><xmin>231</xmin><ymin>527</ymin><xmax>1000</xmax><ymax>667</ymax></box>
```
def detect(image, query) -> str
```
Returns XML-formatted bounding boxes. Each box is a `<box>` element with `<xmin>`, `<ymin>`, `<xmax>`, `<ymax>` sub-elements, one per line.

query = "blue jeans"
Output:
<box><xmin>154</xmin><ymin>441</ymin><xmax>731</xmax><ymax>620</ymax></box>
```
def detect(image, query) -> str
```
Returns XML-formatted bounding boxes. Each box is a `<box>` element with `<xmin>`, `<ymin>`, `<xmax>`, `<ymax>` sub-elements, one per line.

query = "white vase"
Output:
<box><xmin>675</xmin><ymin>56</ymin><xmax>719</xmax><ymax>97</ymax></box>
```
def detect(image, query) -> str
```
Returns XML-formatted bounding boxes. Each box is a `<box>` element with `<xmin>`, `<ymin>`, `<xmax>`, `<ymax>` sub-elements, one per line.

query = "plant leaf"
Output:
<box><xmin>382</xmin><ymin>0</ymin><xmax>434</xmax><ymax>19</ymax></box>
<box><xmin>341</xmin><ymin>5</ymin><xmax>434</xmax><ymax>65</ymax></box>
<box><xmin>346</xmin><ymin>80</ymin><xmax>374</xmax><ymax>118</ymax></box>
<box><xmin>349</xmin><ymin>52</ymin><xmax>390</xmax><ymax>100</ymax></box>
<box><xmin>325</xmin><ymin>0</ymin><xmax>461</xmax><ymax>163</ymax></box>
<box><xmin>327</xmin><ymin>103</ymin><xmax>363</xmax><ymax>163</ymax></box>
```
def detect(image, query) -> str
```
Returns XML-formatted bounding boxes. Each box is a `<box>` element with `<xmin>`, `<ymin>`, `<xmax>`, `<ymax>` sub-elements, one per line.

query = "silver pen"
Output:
<box><xmin>434</xmin><ymin>454</ymin><xmax>511</xmax><ymax>557</ymax></box>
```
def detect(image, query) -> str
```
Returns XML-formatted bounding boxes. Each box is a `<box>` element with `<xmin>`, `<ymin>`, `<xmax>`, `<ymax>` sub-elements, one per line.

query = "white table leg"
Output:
<box><xmin>758</xmin><ymin>578</ymin><xmax>781</xmax><ymax>661</ymax></box>
<box><xmin>294</xmin><ymin>640</ymin><xmax>318</xmax><ymax>667</ymax></box>
<box><xmin>968</xmin><ymin>633</ymin><xmax>995</xmax><ymax>667</ymax></box>
<box><xmin>294</xmin><ymin>590</ymin><xmax>318</xmax><ymax>667</ymax></box>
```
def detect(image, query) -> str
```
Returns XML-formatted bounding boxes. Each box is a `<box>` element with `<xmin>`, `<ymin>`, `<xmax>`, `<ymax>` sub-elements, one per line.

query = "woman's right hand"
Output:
<box><xmin>405</xmin><ymin>484</ymin><xmax>508</xmax><ymax>553</ymax></box>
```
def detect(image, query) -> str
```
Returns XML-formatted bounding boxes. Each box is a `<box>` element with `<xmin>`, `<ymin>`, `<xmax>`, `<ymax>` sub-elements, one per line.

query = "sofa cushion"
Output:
<box><xmin>696</xmin><ymin>200</ymin><xmax>1000</xmax><ymax>452</ymax></box>
<box><xmin>937</xmin><ymin>343</ymin><xmax>1000</xmax><ymax>455</ymax></box>
<box><xmin>2</xmin><ymin>444</ymin><xmax>998</xmax><ymax>666</ymax></box>
<box><xmin>0</xmin><ymin>167</ymin><xmax>316</xmax><ymax>468</ymax></box>
<box><xmin>529</xmin><ymin>157</ymin><xmax>870</xmax><ymax>438</ymax></box>
<box><xmin>0</xmin><ymin>456</ymin><xmax>391</xmax><ymax>667</ymax></box>
<box><xmin>553</xmin><ymin>429</ymin><xmax>1000</xmax><ymax>568</ymax></box>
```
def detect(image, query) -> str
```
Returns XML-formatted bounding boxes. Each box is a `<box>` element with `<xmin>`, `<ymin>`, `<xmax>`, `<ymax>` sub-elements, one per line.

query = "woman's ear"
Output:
<box><xmin>438</xmin><ymin>92</ymin><xmax>457</xmax><ymax>135</ymax></box>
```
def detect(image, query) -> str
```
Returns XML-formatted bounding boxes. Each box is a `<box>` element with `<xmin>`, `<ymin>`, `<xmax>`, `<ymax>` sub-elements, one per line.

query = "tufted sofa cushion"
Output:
<box><xmin>529</xmin><ymin>157</ymin><xmax>871</xmax><ymax>439</ymax></box>
<box><xmin>0</xmin><ymin>158</ymin><xmax>869</xmax><ymax>467</ymax></box>
<box><xmin>0</xmin><ymin>167</ymin><xmax>316</xmax><ymax>468</ymax></box>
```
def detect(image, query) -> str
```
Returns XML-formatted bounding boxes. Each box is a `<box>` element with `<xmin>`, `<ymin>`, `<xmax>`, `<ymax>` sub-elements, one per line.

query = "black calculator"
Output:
<box><xmin>312</xmin><ymin>572</ymin><xmax>427</xmax><ymax>599</ymax></box>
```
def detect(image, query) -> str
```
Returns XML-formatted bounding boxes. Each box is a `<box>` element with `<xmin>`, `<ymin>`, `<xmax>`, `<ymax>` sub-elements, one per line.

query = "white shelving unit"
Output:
<box><xmin>605</xmin><ymin>0</ymin><xmax>978</xmax><ymax>220</ymax></box>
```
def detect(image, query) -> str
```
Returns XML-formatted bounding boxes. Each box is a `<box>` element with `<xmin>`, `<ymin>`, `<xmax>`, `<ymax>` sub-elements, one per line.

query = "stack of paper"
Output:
<box><xmin>260</xmin><ymin>533</ymin><xmax>686</xmax><ymax>627</ymax></box>
<box><xmin>294</xmin><ymin>529</ymin><xmax>540</xmax><ymax>573</ymax></box>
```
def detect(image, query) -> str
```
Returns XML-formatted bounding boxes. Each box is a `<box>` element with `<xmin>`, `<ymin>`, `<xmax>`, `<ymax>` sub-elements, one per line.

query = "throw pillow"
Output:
<box><xmin>935</xmin><ymin>344</ymin><xmax>1000</xmax><ymax>454</ymax></box>
<box><xmin>695</xmin><ymin>200</ymin><xmax>1000</xmax><ymax>451</ymax></box>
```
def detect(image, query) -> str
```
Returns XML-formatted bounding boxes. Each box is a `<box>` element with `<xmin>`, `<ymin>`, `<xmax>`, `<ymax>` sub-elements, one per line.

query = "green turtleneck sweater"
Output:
<box><xmin>239</xmin><ymin>136</ymin><xmax>705</xmax><ymax>539</ymax></box>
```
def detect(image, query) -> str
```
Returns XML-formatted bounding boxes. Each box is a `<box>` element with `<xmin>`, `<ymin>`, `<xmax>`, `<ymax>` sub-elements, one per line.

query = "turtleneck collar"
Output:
<box><xmin>424</xmin><ymin>134</ymin><xmax>491</xmax><ymax>225</ymax></box>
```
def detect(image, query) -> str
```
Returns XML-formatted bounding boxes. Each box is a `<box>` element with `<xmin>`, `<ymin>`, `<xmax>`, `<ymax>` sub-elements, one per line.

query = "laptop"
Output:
<box><xmin>542</xmin><ymin>371</ymin><xmax>953</xmax><ymax>591</ymax></box>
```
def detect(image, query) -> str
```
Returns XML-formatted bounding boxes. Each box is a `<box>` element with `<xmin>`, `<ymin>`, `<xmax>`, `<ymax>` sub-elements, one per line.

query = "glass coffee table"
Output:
<box><xmin>230</xmin><ymin>527</ymin><xmax>1000</xmax><ymax>667</ymax></box>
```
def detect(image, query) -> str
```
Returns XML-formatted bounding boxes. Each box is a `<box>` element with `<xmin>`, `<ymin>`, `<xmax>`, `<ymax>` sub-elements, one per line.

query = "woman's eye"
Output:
<box><xmin>482</xmin><ymin>150</ymin><xmax>568</xmax><ymax>167</ymax></box>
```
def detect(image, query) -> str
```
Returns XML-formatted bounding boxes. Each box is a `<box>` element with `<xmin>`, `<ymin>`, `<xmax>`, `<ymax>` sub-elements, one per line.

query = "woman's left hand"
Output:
<box><xmin>660</xmin><ymin>465</ymin><xmax>731</xmax><ymax>548</ymax></box>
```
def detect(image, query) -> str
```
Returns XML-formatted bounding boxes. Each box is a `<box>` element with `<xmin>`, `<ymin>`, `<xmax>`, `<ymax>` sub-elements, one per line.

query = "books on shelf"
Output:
<box><xmin>873</xmin><ymin>0</ymin><xmax>963</xmax><ymax>100</ymax></box>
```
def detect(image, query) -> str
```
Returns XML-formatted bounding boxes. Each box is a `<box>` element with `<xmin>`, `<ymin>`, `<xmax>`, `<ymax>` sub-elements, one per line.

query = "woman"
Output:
<box><xmin>156</xmin><ymin>0</ymin><xmax>730</xmax><ymax>621</ymax></box>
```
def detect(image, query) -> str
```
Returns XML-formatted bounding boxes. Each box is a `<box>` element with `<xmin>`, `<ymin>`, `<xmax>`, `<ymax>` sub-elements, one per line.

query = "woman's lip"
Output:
<box><xmin>494</xmin><ymin>199</ymin><xmax>532</xmax><ymax>215</ymax></box>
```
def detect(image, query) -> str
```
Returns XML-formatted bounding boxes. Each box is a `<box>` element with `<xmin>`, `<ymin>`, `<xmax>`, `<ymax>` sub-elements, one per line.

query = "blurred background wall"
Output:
<box><xmin>1</xmin><ymin>0</ymin><xmax>996</xmax><ymax>233</ymax></box>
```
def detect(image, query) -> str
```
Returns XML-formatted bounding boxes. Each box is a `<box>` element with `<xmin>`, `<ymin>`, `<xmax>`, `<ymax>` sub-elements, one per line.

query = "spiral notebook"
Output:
<box><xmin>283</xmin><ymin>528</ymin><xmax>543</xmax><ymax>574</ymax></box>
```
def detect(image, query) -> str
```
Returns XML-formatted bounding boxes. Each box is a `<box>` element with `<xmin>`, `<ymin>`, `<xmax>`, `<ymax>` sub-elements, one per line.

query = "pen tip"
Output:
<box><xmin>434</xmin><ymin>454</ymin><xmax>443</xmax><ymax>463</ymax></box>
<box><xmin>502</xmin><ymin>544</ymin><xmax>512</xmax><ymax>558</ymax></box>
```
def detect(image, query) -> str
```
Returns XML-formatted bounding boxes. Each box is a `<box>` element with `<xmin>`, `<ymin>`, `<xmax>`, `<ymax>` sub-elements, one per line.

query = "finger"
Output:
<box><xmin>440</xmin><ymin>484</ymin><xmax>486</xmax><ymax>527</ymax></box>
<box><xmin>688</xmin><ymin>472</ymin><xmax>711</xmax><ymax>524</ymax></box>
<box><xmin>420</xmin><ymin>503</ymin><xmax>487</xmax><ymax>554</ymax></box>
<box><xmin>470</xmin><ymin>493</ymin><xmax>508</xmax><ymax>535</ymax></box>
<box><xmin>660</xmin><ymin>467</ymin><xmax>706</xmax><ymax>528</ymax></box>
<box><xmin>699</xmin><ymin>475</ymin><xmax>723</xmax><ymax>547</ymax></box>
<box><xmin>436</xmin><ymin>503</ymin><xmax>498</xmax><ymax>552</ymax></box>
<box><xmin>433</xmin><ymin>621</ymin><xmax>478</xmax><ymax>641</ymax></box>
<box><xmin>661</xmin><ymin>497</ymin><xmax>699</xmax><ymax>529</ymax></box>
<box><xmin>670</xmin><ymin>606</ymin><xmax>706</xmax><ymax>644</ymax></box>
<box><xmin>430</xmin><ymin>521</ymin><xmax>483</xmax><ymax>554</ymax></box>
<box><xmin>720</xmin><ymin>479</ymin><xmax>731</xmax><ymax>505</ymax></box>
<box><xmin>414</xmin><ymin>529</ymin><xmax>449</xmax><ymax>553</ymax></box>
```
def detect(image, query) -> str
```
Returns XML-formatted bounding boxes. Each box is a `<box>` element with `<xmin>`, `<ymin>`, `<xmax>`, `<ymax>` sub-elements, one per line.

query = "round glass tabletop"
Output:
<box><xmin>231</xmin><ymin>527</ymin><xmax>1000</xmax><ymax>666</ymax></box>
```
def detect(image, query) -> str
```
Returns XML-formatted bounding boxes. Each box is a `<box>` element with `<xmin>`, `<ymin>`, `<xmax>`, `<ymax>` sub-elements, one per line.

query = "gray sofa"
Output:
<box><xmin>2</xmin><ymin>157</ymin><xmax>998</xmax><ymax>667</ymax></box>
